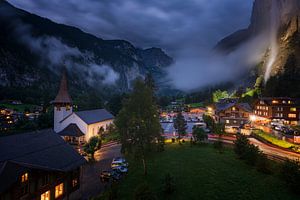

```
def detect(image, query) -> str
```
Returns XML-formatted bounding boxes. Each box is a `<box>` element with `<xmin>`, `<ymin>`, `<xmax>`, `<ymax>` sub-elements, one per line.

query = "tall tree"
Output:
<box><xmin>144</xmin><ymin>73</ymin><xmax>156</xmax><ymax>92</ymax></box>
<box><xmin>174</xmin><ymin>112</ymin><xmax>187</xmax><ymax>143</ymax></box>
<box><xmin>115</xmin><ymin>78</ymin><xmax>162</xmax><ymax>175</ymax></box>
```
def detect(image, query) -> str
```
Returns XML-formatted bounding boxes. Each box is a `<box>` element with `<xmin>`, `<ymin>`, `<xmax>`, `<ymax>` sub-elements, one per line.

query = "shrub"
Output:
<box><xmin>280</xmin><ymin>159</ymin><xmax>300</xmax><ymax>193</ymax></box>
<box><xmin>234</xmin><ymin>134</ymin><xmax>249</xmax><ymax>158</ymax></box>
<box><xmin>256</xmin><ymin>154</ymin><xmax>272</xmax><ymax>174</ymax></box>
<box><xmin>234</xmin><ymin>133</ymin><xmax>271</xmax><ymax>172</ymax></box>
<box><xmin>192</xmin><ymin>126</ymin><xmax>207</xmax><ymax>143</ymax></box>
<box><xmin>243</xmin><ymin>144</ymin><xmax>260</xmax><ymax>166</ymax></box>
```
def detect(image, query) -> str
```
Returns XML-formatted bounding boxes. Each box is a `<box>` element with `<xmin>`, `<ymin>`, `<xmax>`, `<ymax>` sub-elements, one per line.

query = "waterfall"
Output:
<box><xmin>264</xmin><ymin>1</ymin><xmax>280</xmax><ymax>83</ymax></box>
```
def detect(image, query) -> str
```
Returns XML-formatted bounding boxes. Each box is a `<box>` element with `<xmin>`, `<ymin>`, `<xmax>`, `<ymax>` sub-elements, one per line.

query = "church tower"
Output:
<box><xmin>53</xmin><ymin>70</ymin><xmax>73</xmax><ymax>133</ymax></box>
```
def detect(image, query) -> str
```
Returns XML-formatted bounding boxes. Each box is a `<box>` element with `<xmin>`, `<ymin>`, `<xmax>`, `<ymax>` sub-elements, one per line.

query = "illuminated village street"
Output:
<box><xmin>2</xmin><ymin>1</ymin><xmax>300</xmax><ymax>200</ymax></box>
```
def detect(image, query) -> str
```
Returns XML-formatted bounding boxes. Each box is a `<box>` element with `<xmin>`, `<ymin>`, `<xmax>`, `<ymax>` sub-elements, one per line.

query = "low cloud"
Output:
<box><xmin>8</xmin><ymin>0</ymin><xmax>255</xmax><ymax>90</ymax></box>
<box><xmin>167</xmin><ymin>33</ymin><xmax>269</xmax><ymax>91</ymax></box>
<box><xmin>14</xmin><ymin>21</ymin><xmax>119</xmax><ymax>86</ymax></box>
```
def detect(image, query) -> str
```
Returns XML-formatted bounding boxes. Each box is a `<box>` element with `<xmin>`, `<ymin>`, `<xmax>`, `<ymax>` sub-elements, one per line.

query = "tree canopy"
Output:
<box><xmin>115</xmin><ymin>78</ymin><xmax>162</xmax><ymax>156</ymax></box>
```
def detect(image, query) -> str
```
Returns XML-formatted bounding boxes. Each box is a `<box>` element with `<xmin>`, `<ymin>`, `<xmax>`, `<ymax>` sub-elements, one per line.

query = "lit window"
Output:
<box><xmin>290</xmin><ymin>108</ymin><xmax>297</xmax><ymax>112</ymax></box>
<box><xmin>41</xmin><ymin>191</ymin><xmax>50</xmax><ymax>200</ymax></box>
<box><xmin>72</xmin><ymin>178</ymin><xmax>78</xmax><ymax>187</ymax></box>
<box><xmin>233</xmin><ymin>120</ymin><xmax>237</xmax><ymax>124</ymax></box>
<box><xmin>66</xmin><ymin>104</ymin><xmax>71</xmax><ymax>111</ymax></box>
<box><xmin>288</xmin><ymin>114</ymin><xmax>297</xmax><ymax>118</ymax></box>
<box><xmin>232</xmin><ymin>107</ymin><xmax>236</xmax><ymax>111</ymax></box>
<box><xmin>272</xmin><ymin>100</ymin><xmax>279</xmax><ymax>104</ymax></box>
<box><xmin>226</xmin><ymin>120</ymin><xmax>229</xmax><ymax>124</ymax></box>
<box><xmin>55</xmin><ymin>183</ymin><xmax>64</xmax><ymax>198</ymax></box>
<box><xmin>288</xmin><ymin>101</ymin><xmax>292</xmax><ymax>104</ymax></box>
<box><xmin>266</xmin><ymin>107</ymin><xmax>268</xmax><ymax>111</ymax></box>
<box><xmin>283</xmin><ymin>101</ymin><xmax>286</xmax><ymax>104</ymax></box>
<box><xmin>21</xmin><ymin>173</ymin><xmax>28</xmax><ymax>183</ymax></box>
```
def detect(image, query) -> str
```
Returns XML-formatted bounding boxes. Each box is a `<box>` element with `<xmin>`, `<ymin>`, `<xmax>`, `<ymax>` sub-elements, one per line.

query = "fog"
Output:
<box><xmin>8</xmin><ymin>0</ymin><xmax>256</xmax><ymax>91</ymax></box>
<box><xmin>14</xmin><ymin>22</ymin><xmax>120</xmax><ymax>86</ymax></box>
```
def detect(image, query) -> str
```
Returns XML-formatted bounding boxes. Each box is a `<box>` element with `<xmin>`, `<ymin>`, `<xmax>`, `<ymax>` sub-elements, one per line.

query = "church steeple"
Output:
<box><xmin>53</xmin><ymin>69</ymin><xmax>72</xmax><ymax>104</ymax></box>
<box><xmin>53</xmin><ymin>69</ymin><xmax>73</xmax><ymax>133</ymax></box>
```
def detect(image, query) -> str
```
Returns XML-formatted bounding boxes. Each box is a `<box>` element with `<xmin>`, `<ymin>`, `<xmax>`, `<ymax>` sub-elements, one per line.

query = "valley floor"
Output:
<box><xmin>101</xmin><ymin>143</ymin><xmax>299</xmax><ymax>200</ymax></box>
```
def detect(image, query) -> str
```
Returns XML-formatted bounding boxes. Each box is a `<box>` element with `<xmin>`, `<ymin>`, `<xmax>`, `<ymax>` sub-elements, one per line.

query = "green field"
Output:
<box><xmin>107</xmin><ymin>144</ymin><xmax>298</xmax><ymax>200</ymax></box>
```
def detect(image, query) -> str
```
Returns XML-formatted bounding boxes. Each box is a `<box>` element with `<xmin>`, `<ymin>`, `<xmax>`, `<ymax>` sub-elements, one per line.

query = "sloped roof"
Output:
<box><xmin>216</xmin><ymin>102</ymin><xmax>252</xmax><ymax>113</ymax></box>
<box><xmin>53</xmin><ymin>70</ymin><xmax>72</xmax><ymax>104</ymax></box>
<box><xmin>0</xmin><ymin>129</ymin><xmax>86</xmax><ymax>193</ymax></box>
<box><xmin>75</xmin><ymin>109</ymin><xmax>114</xmax><ymax>125</ymax></box>
<box><xmin>58</xmin><ymin>123</ymin><xmax>84</xmax><ymax>137</ymax></box>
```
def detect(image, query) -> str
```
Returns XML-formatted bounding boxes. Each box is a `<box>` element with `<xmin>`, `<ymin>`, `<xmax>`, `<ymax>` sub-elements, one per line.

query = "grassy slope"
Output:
<box><xmin>254</xmin><ymin>130</ymin><xmax>299</xmax><ymax>149</ymax></box>
<box><xmin>117</xmin><ymin>144</ymin><xmax>298</xmax><ymax>200</ymax></box>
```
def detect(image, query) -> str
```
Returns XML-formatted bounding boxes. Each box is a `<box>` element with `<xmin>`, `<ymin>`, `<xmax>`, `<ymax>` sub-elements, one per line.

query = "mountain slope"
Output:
<box><xmin>216</xmin><ymin>0</ymin><xmax>300</xmax><ymax>97</ymax></box>
<box><xmin>0</xmin><ymin>1</ymin><xmax>173</xmax><ymax>105</ymax></box>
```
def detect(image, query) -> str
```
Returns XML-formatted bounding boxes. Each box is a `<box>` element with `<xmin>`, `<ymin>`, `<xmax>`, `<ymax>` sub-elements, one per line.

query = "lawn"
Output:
<box><xmin>253</xmin><ymin>130</ymin><xmax>299</xmax><ymax>150</ymax></box>
<box><xmin>109</xmin><ymin>144</ymin><xmax>299</xmax><ymax>200</ymax></box>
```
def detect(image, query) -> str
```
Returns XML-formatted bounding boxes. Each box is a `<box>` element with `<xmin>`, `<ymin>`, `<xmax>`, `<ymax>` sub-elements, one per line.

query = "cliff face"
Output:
<box><xmin>0</xmin><ymin>1</ymin><xmax>173</xmax><ymax>103</ymax></box>
<box><xmin>216</xmin><ymin>0</ymin><xmax>300</xmax><ymax>97</ymax></box>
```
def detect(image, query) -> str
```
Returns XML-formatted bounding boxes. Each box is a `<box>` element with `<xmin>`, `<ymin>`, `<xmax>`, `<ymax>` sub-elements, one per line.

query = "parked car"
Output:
<box><xmin>112</xmin><ymin>166</ymin><xmax>128</xmax><ymax>173</ymax></box>
<box><xmin>100</xmin><ymin>170</ymin><xmax>111</xmax><ymax>182</ymax></box>
<box><xmin>111</xmin><ymin>157</ymin><xmax>128</xmax><ymax>168</ymax></box>
<box><xmin>100</xmin><ymin>170</ymin><xmax>122</xmax><ymax>182</ymax></box>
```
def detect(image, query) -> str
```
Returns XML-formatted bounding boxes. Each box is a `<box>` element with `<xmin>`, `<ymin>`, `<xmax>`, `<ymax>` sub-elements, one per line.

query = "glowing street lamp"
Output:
<box><xmin>249</xmin><ymin>115</ymin><xmax>256</xmax><ymax>122</ymax></box>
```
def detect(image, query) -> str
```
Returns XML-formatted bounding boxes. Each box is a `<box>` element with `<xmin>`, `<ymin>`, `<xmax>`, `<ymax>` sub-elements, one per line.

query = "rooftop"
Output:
<box><xmin>75</xmin><ymin>109</ymin><xmax>114</xmax><ymax>125</ymax></box>
<box><xmin>0</xmin><ymin>129</ymin><xmax>86</xmax><ymax>192</ymax></box>
<box><xmin>53</xmin><ymin>70</ymin><xmax>72</xmax><ymax>104</ymax></box>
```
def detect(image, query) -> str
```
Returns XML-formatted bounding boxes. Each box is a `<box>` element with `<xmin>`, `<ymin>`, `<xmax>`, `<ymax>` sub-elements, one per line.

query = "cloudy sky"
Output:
<box><xmin>8</xmin><ymin>0</ymin><xmax>256</xmax><ymax>90</ymax></box>
<box><xmin>7</xmin><ymin>0</ymin><xmax>253</xmax><ymax>55</ymax></box>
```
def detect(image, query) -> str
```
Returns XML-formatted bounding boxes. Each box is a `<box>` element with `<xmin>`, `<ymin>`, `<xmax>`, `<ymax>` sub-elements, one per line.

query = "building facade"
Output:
<box><xmin>52</xmin><ymin>70</ymin><xmax>114</xmax><ymax>143</ymax></box>
<box><xmin>254</xmin><ymin>97</ymin><xmax>300</xmax><ymax>125</ymax></box>
<box><xmin>215</xmin><ymin>100</ymin><xmax>252</xmax><ymax>129</ymax></box>
<box><xmin>0</xmin><ymin>129</ymin><xmax>86</xmax><ymax>200</ymax></box>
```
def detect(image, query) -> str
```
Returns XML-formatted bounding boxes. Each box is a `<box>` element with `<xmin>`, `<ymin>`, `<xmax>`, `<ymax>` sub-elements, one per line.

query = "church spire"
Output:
<box><xmin>53</xmin><ymin>68</ymin><xmax>72</xmax><ymax>104</ymax></box>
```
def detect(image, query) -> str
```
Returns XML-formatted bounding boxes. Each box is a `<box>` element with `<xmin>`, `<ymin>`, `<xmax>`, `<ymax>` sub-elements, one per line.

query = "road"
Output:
<box><xmin>80</xmin><ymin>143</ymin><xmax>121</xmax><ymax>199</ymax></box>
<box><xmin>209</xmin><ymin>135</ymin><xmax>300</xmax><ymax>161</ymax></box>
<box><xmin>248</xmin><ymin>138</ymin><xmax>300</xmax><ymax>161</ymax></box>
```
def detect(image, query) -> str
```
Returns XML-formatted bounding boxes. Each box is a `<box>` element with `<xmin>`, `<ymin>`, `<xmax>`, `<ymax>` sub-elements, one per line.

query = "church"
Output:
<box><xmin>52</xmin><ymin>71</ymin><xmax>114</xmax><ymax>144</ymax></box>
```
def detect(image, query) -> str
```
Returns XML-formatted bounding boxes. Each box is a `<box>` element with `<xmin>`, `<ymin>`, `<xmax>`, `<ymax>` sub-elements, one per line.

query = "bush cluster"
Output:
<box><xmin>234</xmin><ymin>134</ymin><xmax>271</xmax><ymax>174</ymax></box>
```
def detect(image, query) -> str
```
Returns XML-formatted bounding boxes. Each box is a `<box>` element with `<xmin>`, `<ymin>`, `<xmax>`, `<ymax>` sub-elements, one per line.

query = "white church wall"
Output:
<box><xmin>86</xmin><ymin>119</ymin><xmax>114</xmax><ymax>141</ymax></box>
<box><xmin>60</xmin><ymin>113</ymin><xmax>88</xmax><ymax>135</ymax></box>
<box><xmin>54</xmin><ymin>106</ymin><xmax>72</xmax><ymax>133</ymax></box>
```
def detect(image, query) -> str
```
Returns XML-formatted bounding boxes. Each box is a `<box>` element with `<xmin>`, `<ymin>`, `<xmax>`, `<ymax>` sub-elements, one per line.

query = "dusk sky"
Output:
<box><xmin>8</xmin><ymin>0</ymin><xmax>253</xmax><ymax>55</ymax></box>
<box><xmin>7</xmin><ymin>0</ymin><xmax>255</xmax><ymax>90</ymax></box>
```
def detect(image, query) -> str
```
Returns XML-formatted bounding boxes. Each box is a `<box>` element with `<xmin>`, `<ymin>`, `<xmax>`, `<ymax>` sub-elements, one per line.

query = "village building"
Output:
<box><xmin>253</xmin><ymin>97</ymin><xmax>300</xmax><ymax>125</ymax></box>
<box><xmin>52</xmin><ymin>71</ymin><xmax>114</xmax><ymax>143</ymax></box>
<box><xmin>0</xmin><ymin>129</ymin><xmax>86</xmax><ymax>200</ymax></box>
<box><xmin>215</xmin><ymin>99</ymin><xmax>252</xmax><ymax>130</ymax></box>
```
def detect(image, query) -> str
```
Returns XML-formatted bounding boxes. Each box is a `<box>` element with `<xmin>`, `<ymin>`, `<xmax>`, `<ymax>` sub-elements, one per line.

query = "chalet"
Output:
<box><xmin>215</xmin><ymin>100</ymin><xmax>252</xmax><ymax>129</ymax></box>
<box><xmin>0</xmin><ymin>129</ymin><xmax>86</xmax><ymax>200</ymax></box>
<box><xmin>253</xmin><ymin>97</ymin><xmax>300</xmax><ymax>125</ymax></box>
<box><xmin>53</xmin><ymin>70</ymin><xmax>114</xmax><ymax>143</ymax></box>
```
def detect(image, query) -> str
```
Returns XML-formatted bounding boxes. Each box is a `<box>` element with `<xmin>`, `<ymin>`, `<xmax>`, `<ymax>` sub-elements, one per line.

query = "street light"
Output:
<box><xmin>250</xmin><ymin>115</ymin><xmax>257</xmax><ymax>122</ymax></box>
